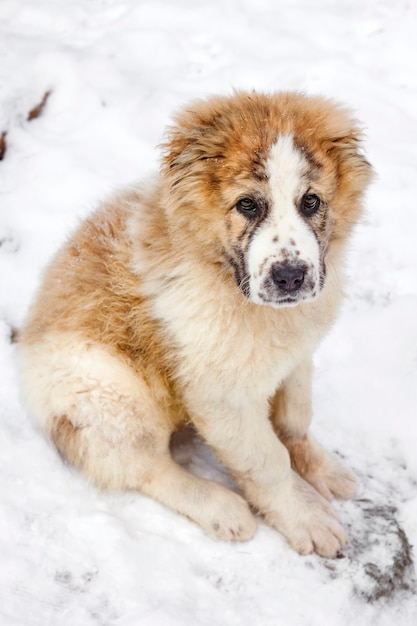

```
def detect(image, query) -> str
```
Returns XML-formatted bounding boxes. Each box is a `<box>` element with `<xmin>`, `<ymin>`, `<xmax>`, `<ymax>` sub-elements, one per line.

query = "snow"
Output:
<box><xmin>1</xmin><ymin>0</ymin><xmax>416</xmax><ymax>624</ymax></box>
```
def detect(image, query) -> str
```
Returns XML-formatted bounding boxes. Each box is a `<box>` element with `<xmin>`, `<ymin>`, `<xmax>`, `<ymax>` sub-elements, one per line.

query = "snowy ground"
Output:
<box><xmin>1</xmin><ymin>0</ymin><xmax>417</xmax><ymax>624</ymax></box>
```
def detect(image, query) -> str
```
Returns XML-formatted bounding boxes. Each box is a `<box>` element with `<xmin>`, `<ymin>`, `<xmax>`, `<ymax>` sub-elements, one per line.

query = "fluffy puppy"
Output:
<box><xmin>18</xmin><ymin>91</ymin><xmax>372</xmax><ymax>557</ymax></box>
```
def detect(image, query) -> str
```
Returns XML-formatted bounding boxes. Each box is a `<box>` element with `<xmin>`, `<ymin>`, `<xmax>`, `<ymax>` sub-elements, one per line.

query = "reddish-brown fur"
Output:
<box><xmin>18</xmin><ymin>91</ymin><xmax>372</xmax><ymax>556</ymax></box>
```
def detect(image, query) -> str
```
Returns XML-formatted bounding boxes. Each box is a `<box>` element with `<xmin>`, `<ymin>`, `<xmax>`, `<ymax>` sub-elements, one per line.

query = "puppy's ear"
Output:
<box><xmin>160</xmin><ymin>101</ymin><xmax>218</xmax><ymax>178</ymax></box>
<box><xmin>316</xmin><ymin>102</ymin><xmax>370</xmax><ymax>183</ymax></box>
<box><xmin>160</xmin><ymin>120</ymin><xmax>196</xmax><ymax>175</ymax></box>
<box><xmin>323</xmin><ymin>112</ymin><xmax>374</xmax><ymax>235</ymax></box>
<box><xmin>160</xmin><ymin>94</ymin><xmax>238</xmax><ymax>181</ymax></box>
<box><xmin>329</xmin><ymin>132</ymin><xmax>373</xmax><ymax>196</ymax></box>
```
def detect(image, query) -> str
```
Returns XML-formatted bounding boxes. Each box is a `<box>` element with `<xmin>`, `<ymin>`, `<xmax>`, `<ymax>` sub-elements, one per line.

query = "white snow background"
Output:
<box><xmin>1</xmin><ymin>0</ymin><xmax>417</xmax><ymax>624</ymax></box>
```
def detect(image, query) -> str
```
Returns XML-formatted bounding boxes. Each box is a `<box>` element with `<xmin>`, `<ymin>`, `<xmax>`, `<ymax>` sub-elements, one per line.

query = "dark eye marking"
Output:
<box><xmin>300</xmin><ymin>193</ymin><xmax>321</xmax><ymax>217</ymax></box>
<box><xmin>236</xmin><ymin>196</ymin><xmax>261</xmax><ymax>218</ymax></box>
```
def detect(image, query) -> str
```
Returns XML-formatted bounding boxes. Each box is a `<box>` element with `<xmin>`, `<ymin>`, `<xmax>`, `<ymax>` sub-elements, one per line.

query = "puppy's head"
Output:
<box><xmin>161</xmin><ymin>91</ymin><xmax>372</xmax><ymax>308</ymax></box>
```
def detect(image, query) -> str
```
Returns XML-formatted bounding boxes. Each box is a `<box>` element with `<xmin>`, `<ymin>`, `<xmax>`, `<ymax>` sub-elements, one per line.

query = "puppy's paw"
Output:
<box><xmin>288</xmin><ymin>435</ymin><xmax>356</xmax><ymax>501</ymax></box>
<box><xmin>308</xmin><ymin>454</ymin><xmax>357</xmax><ymax>502</ymax></box>
<box><xmin>266</xmin><ymin>473</ymin><xmax>347</xmax><ymax>558</ymax></box>
<box><xmin>201</xmin><ymin>488</ymin><xmax>257</xmax><ymax>542</ymax></box>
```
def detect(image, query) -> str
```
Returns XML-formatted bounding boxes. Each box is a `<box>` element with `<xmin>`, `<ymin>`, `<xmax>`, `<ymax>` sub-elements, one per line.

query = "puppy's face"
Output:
<box><xmin>162</xmin><ymin>92</ymin><xmax>372</xmax><ymax>308</ymax></box>
<box><xmin>223</xmin><ymin>134</ymin><xmax>329</xmax><ymax>308</ymax></box>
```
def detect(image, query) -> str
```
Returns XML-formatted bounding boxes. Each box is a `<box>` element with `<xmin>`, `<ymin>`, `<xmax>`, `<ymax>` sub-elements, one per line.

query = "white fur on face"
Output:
<box><xmin>246</xmin><ymin>134</ymin><xmax>321</xmax><ymax>307</ymax></box>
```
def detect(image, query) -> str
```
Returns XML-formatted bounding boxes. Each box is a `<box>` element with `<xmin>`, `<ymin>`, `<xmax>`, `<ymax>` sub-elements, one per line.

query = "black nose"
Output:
<box><xmin>271</xmin><ymin>264</ymin><xmax>305</xmax><ymax>293</ymax></box>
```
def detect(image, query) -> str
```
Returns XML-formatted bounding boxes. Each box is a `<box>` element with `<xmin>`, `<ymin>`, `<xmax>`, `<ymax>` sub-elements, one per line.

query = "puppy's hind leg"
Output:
<box><xmin>270</xmin><ymin>358</ymin><xmax>356</xmax><ymax>501</ymax></box>
<box><xmin>139</xmin><ymin>454</ymin><xmax>256</xmax><ymax>541</ymax></box>
<box><xmin>51</xmin><ymin>411</ymin><xmax>255</xmax><ymax>542</ymax></box>
<box><xmin>21</xmin><ymin>338</ymin><xmax>256</xmax><ymax>541</ymax></box>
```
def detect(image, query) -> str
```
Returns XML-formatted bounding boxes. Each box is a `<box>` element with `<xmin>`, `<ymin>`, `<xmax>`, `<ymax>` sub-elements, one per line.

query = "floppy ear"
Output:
<box><xmin>160</xmin><ymin>93</ymin><xmax>242</xmax><ymax>183</ymax></box>
<box><xmin>325</xmin><ymin>122</ymin><xmax>374</xmax><ymax>237</ymax></box>
<box><xmin>331</xmin><ymin>133</ymin><xmax>373</xmax><ymax>194</ymax></box>
<box><xmin>159</xmin><ymin>124</ymin><xmax>212</xmax><ymax>194</ymax></box>
<box><xmin>160</xmin><ymin>120</ymin><xmax>199</xmax><ymax>175</ymax></box>
<box><xmin>160</xmin><ymin>99</ymin><xmax>220</xmax><ymax>178</ymax></box>
<box><xmin>160</xmin><ymin>121</ymin><xmax>219</xmax><ymax>195</ymax></box>
<box><xmin>305</xmin><ymin>98</ymin><xmax>373</xmax><ymax>200</ymax></box>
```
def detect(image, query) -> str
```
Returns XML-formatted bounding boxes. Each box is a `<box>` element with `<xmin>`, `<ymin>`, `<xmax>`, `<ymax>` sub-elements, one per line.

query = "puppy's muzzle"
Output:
<box><xmin>271</xmin><ymin>263</ymin><xmax>305</xmax><ymax>294</ymax></box>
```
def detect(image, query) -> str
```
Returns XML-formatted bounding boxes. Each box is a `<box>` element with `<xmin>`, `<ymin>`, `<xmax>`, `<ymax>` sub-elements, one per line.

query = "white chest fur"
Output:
<box><xmin>150</xmin><ymin>259</ymin><xmax>339</xmax><ymax>408</ymax></box>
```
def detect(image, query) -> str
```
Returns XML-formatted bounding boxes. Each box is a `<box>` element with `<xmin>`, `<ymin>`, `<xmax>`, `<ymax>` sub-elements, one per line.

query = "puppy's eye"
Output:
<box><xmin>236</xmin><ymin>197</ymin><xmax>259</xmax><ymax>217</ymax></box>
<box><xmin>301</xmin><ymin>194</ymin><xmax>321</xmax><ymax>217</ymax></box>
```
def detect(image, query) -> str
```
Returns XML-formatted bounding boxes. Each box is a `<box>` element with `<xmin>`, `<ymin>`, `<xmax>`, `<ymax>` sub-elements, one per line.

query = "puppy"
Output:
<box><xmin>18</xmin><ymin>91</ymin><xmax>372</xmax><ymax>557</ymax></box>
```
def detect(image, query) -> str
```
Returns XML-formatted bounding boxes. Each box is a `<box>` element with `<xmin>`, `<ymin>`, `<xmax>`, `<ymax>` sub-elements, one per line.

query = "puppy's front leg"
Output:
<box><xmin>192</xmin><ymin>400</ymin><xmax>347</xmax><ymax>557</ymax></box>
<box><xmin>270</xmin><ymin>358</ymin><xmax>356</xmax><ymax>501</ymax></box>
